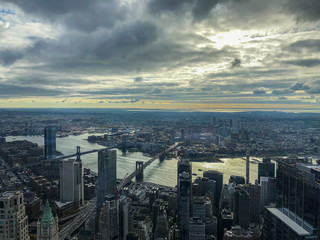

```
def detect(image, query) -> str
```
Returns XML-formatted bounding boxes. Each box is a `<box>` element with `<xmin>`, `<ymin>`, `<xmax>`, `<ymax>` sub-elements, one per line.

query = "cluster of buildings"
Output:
<box><xmin>0</xmin><ymin>111</ymin><xmax>320</xmax><ymax>239</ymax></box>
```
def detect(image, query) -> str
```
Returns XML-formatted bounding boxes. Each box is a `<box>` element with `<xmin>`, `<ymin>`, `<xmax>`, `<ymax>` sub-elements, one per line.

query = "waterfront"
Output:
<box><xmin>6</xmin><ymin>134</ymin><xmax>259</xmax><ymax>187</ymax></box>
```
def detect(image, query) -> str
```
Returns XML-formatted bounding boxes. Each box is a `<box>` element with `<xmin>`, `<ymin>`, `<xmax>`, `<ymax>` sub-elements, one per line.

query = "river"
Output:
<box><xmin>5</xmin><ymin>134</ymin><xmax>258</xmax><ymax>187</ymax></box>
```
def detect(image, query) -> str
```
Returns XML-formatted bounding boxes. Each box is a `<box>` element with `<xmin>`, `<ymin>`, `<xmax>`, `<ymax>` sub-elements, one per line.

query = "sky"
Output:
<box><xmin>0</xmin><ymin>0</ymin><xmax>320</xmax><ymax>111</ymax></box>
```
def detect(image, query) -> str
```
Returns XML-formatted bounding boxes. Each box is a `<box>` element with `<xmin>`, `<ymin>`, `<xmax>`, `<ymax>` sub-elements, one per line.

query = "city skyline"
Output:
<box><xmin>0</xmin><ymin>1</ymin><xmax>320</xmax><ymax>111</ymax></box>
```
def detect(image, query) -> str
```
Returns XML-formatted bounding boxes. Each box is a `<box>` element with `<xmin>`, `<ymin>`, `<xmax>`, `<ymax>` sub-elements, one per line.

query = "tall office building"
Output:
<box><xmin>100</xmin><ymin>194</ymin><xmax>119</xmax><ymax>240</ymax></box>
<box><xmin>119</xmin><ymin>196</ymin><xmax>131</xmax><ymax>240</ymax></box>
<box><xmin>97</xmin><ymin>150</ymin><xmax>117</xmax><ymax>211</ymax></box>
<box><xmin>177</xmin><ymin>158</ymin><xmax>192</xmax><ymax>179</ymax></box>
<box><xmin>263</xmin><ymin>207</ymin><xmax>316</xmax><ymax>239</ymax></box>
<box><xmin>178</xmin><ymin>171</ymin><xmax>191</xmax><ymax>240</ymax></box>
<box><xmin>37</xmin><ymin>201</ymin><xmax>59</xmax><ymax>240</ymax></box>
<box><xmin>0</xmin><ymin>191</ymin><xmax>30</xmax><ymax>240</ymax></box>
<box><xmin>154</xmin><ymin>206</ymin><xmax>168</xmax><ymax>239</ymax></box>
<box><xmin>274</xmin><ymin>158</ymin><xmax>320</xmax><ymax>238</ymax></box>
<box><xmin>233</xmin><ymin>187</ymin><xmax>250</xmax><ymax>229</ymax></box>
<box><xmin>260</xmin><ymin>177</ymin><xmax>277</xmax><ymax>207</ymax></box>
<box><xmin>44</xmin><ymin>126</ymin><xmax>56</xmax><ymax>160</ymax></box>
<box><xmin>203</xmin><ymin>170</ymin><xmax>223</xmax><ymax>209</ymax></box>
<box><xmin>243</xmin><ymin>183</ymin><xmax>261</xmax><ymax>224</ymax></box>
<box><xmin>258</xmin><ymin>157</ymin><xmax>275</xmax><ymax>183</ymax></box>
<box><xmin>60</xmin><ymin>158</ymin><xmax>84</xmax><ymax>207</ymax></box>
<box><xmin>246</xmin><ymin>150</ymin><xmax>250</xmax><ymax>184</ymax></box>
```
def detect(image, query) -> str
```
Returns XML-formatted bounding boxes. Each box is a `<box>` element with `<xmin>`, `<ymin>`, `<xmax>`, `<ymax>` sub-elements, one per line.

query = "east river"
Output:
<box><xmin>5</xmin><ymin>134</ymin><xmax>258</xmax><ymax>187</ymax></box>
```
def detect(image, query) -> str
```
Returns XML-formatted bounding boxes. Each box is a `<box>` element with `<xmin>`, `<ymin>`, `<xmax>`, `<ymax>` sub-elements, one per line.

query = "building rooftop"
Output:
<box><xmin>266</xmin><ymin>207</ymin><xmax>312</xmax><ymax>236</ymax></box>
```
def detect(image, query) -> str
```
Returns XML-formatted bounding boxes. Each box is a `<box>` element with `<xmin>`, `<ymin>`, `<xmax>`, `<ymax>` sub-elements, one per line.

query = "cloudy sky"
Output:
<box><xmin>0</xmin><ymin>0</ymin><xmax>320</xmax><ymax>111</ymax></box>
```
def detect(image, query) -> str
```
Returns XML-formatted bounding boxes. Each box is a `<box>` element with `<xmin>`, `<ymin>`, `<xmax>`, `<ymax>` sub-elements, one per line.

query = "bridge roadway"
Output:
<box><xmin>58</xmin><ymin>142</ymin><xmax>180</xmax><ymax>239</ymax></box>
<box><xmin>6</xmin><ymin>144</ymin><xmax>118</xmax><ymax>172</ymax></box>
<box><xmin>118</xmin><ymin>142</ymin><xmax>180</xmax><ymax>189</ymax></box>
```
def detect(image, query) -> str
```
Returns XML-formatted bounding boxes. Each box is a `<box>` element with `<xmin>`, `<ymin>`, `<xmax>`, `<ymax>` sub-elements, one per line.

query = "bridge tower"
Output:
<box><xmin>136</xmin><ymin>161</ymin><xmax>144</xmax><ymax>181</ymax></box>
<box><xmin>76</xmin><ymin>146</ymin><xmax>81</xmax><ymax>161</ymax></box>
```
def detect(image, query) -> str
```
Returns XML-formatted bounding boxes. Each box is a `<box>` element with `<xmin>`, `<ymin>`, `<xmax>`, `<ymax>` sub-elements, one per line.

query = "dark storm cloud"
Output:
<box><xmin>192</xmin><ymin>0</ymin><xmax>221</xmax><ymax>20</ymax></box>
<box><xmin>286</xmin><ymin>39</ymin><xmax>320</xmax><ymax>53</ymax></box>
<box><xmin>4</xmin><ymin>0</ymin><xmax>91</xmax><ymax>15</ymax></box>
<box><xmin>272</xmin><ymin>89</ymin><xmax>294</xmax><ymax>95</ymax></box>
<box><xmin>253</xmin><ymin>89</ymin><xmax>267</xmax><ymax>95</ymax></box>
<box><xmin>284</xmin><ymin>59</ymin><xmax>320</xmax><ymax>67</ymax></box>
<box><xmin>0</xmin><ymin>50</ymin><xmax>24</xmax><ymax>66</ymax></box>
<box><xmin>0</xmin><ymin>84</ymin><xmax>64</xmax><ymax>98</ymax></box>
<box><xmin>10</xmin><ymin>76</ymin><xmax>98</xmax><ymax>87</ymax></box>
<box><xmin>290</xmin><ymin>82</ymin><xmax>310</xmax><ymax>91</ymax></box>
<box><xmin>286</xmin><ymin>0</ymin><xmax>320</xmax><ymax>21</ymax></box>
<box><xmin>95</xmin><ymin>21</ymin><xmax>158</xmax><ymax>60</ymax></box>
<box><xmin>3</xmin><ymin>0</ymin><xmax>125</xmax><ymax>32</ymax></box>
<box><xmin>148</xmin><ymin>0</ymin><xmax>221</xmax><ymax>20</ymax></box>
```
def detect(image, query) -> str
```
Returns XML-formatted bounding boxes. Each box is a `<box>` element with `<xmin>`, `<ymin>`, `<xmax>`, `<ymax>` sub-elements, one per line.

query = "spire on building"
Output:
<box><xmin>41</xmin><ymin>200</ymin><xmax>54</xmax><ymax>224</ymax></box>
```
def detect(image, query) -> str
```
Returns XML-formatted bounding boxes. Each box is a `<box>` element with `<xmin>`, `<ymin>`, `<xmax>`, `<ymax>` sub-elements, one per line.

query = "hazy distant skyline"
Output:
<box><xmin>0</xmin><ymin>0</ymin><xmax>320</xmax><ymax>111</ymax></box>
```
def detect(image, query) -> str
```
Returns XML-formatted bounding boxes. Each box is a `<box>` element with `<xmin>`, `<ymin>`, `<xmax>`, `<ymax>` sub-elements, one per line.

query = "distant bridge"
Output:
<box><xmin>118</xmin><ymin>142</ymin><xmax>180</xmax><ymax>189</ymax></box>
<box><xmin>5</xmin><ymin>144</ymin><xmax>118</xmax><ymax>172</ymax></box>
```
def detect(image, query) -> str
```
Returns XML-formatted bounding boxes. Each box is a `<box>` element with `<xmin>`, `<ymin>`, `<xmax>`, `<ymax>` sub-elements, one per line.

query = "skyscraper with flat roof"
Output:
<box><xmin>100</xmin><ymin>194</ymin><xmax>119</xmax><ymax>240</ymax></box>
<box><xmin>233</xmin><ymin>187</ymin><xmax>250</xmax><ymax>229</ymax></box>
<box><xmin>178</xmin><ymin>171</ymin><xmax>191</xmax><ymax>239</ymax></box>
<box><xmin>60</xmin><ymin>158</ymin><xmax>84</xmax><ymax>207</ymax></box>
<box><xmin>258</xmin><ymin>157</ymin><xmax>275</xmax><ymax>183</ymax></box>
<box><xmin>44</xmin><ymin>126</ymin><xmax>56</xmax><ymax>159</ymax></box>
<box><xmin>203</xmin><ymin>170</ymin><xmax>223</xmax><ymax>209</ymax></box>
<box><xmin>97</xmin><ymin>150</ymin><xmax>117</xmax><ymax>211</ymax></box>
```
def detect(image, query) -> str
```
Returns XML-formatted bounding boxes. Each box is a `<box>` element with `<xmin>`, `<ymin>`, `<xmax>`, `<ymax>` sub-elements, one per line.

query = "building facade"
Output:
<box><xmin>0</xmin><ymin>191</ymin><xmax>30</xmax><ymax>240</ymax></box>
<box><xmin>100</xmin><ymin>194</ymin><xmax>119</xmax><ymax>240</ymax></box>
<box><xmin>44</xmin><ymin>126</ymin><xmax>56</xmax><ymax>160</ymax></box>
<box><xmin>97</xmin><ymin>150</ymin><xmax>117</xmax><ymax>211</ymax></box>
<box><xmin>60</xmin><ymin>158</ymin><xmax>84</xmax><ymax>207</ymax></box>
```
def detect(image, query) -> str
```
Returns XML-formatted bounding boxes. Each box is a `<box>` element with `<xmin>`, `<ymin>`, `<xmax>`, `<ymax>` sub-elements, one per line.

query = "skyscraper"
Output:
<box><xmin>233</xmin><ymin>187</ymin><xmax>250</xmax><ymax>229</ymax></box>
<box><xmin>97</xmin><ymin>150</ymin><xmax>117</xmax><ymax>211</ymax></box>
<box><xmin>203</xmin><ymin>170</ymin><xmax>223</xmax><ymax>209</ymax></box>
<box><xmin>99</xmin><ymin>194</ymin><xmax>119</xmax><ymax>240</ymax></box>
<box><xmin>60</xmin><ymin>158</ymin><xmax>84</xmax><ymax>207</ymax></box>
<box><xmin>275</xmin><ymin>158</ymin><xmax>320</xmax><ymax>238</ymax></box>
<box><xmin>260</xmin><ymin>177</ymin><xmax>276</xmax><ymax>207</ymax></box>
<box><xmin>44</xmin><ymin>126</ymin><xmax>56</xmax><ymax>160</ymax></box>
<box><xmin>258</xmin><ymin>157</ymin><xmax>275</xmax><ymax>183</ymax></box>
<box><xmin>119</xmin><ymin>196</ymin><xmax>131</xmax><ymax>240</ymax></box>
<box><xmin>37</xmin><ymin>201</ymin><xmax>59</xmax><ymax>240</ymax></box>
<box><xmin>0</xmin><ymin>191</ymin><xmax>30</xmax><ymax>240</ymax></box>
<box><xmin>154</xmin><ymin>206</ymin><xmax>168</xmax><ymax>239</ymax></box>
<box><xmin>178</xmin><ymin>171</ymin><xmax>191</xmax><ymax>239</ymax></box>
<box><xmin>246</xmin><ymin>150</ymin><xmax>250</xmax><ymax>184</ymax></box>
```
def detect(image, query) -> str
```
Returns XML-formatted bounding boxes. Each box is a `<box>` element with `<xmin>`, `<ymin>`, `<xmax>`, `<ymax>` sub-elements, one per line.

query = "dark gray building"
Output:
<box><xmin>178</xmin><ymin>171</ymin><xmax>191</xmax><ymax>240</ymax></box>
<box><xmin>97</xmin><ymin>150</ymin><xmax>117</xmax><ymax>211</ymax></box>
<box><xmin>258</xmin><ymin>157</ymin><xmax>275</xmax><ymax>182</ymax></box>
<box><xmin>263</xmin><ymin>207</ymin><xmax>316</xmax><ymax>240</ymax></box>
<box><xmin>275</xmin><ymin>158</ymin><xmax>320</xmax><ymax>238</ymax></box>
<box><xmin>203</xmin><ymin>170</ymin><xmax>223</xmax><ymax>209</ymax></box>
<box><xmin>233</xmin><ymin>187</ymin><xmax>250</xmax><ymax>229</ymax></box>
<box><xmin>44</xmin><ymin>126</ymin><xmax>56</xmax><ymax>160</ymax></box>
